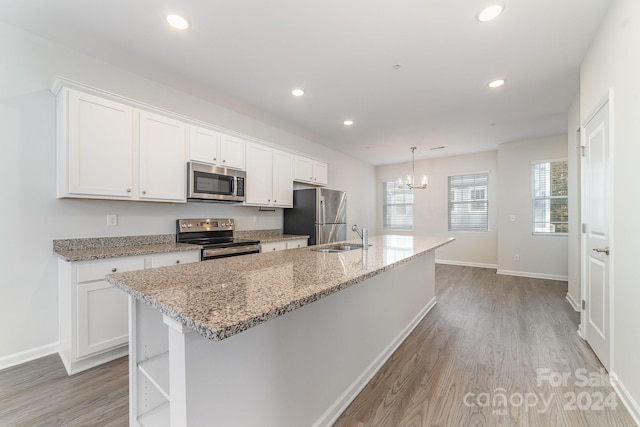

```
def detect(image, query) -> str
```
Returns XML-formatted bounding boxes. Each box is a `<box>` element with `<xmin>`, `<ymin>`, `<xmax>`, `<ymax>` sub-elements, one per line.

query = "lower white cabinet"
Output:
<box><xmin>261</xmin><ymin>238</ymin><xmax>308</xmax><ymax>253</ymax></box>
<box><xmin>58</xmin><ymin>250</ymin><xmax>200</xmax><ymax>375</ymax></box>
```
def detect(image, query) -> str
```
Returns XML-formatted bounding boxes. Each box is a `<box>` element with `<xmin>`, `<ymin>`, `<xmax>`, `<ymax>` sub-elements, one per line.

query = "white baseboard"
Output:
<box><xmin>436</xmin><ymin>259</ymin><xmax>498</xmax><ymax>269</ymax></box>
<box><xmin>315</xmin><ymin>297</ymin><xmax>437</xmax><ymax>427</ymax></box>
<box><xmin>496</xmin><ymin>269</ymin><xmax>568</xmax><ymax>282</ymax></box>
<box><xmin>565</xmin><ymin>292</ymin><xmax>581</xmax><ymax>312</ymax></box>
<box><xmin>610</xmin><ymin>372</ymin><xmax>640</xmax><ymax>426</ymax></box>
<box><xmin>0</xmin><ymin>342</ymin><xmax>59</xmax><ymax>371</ymax></box>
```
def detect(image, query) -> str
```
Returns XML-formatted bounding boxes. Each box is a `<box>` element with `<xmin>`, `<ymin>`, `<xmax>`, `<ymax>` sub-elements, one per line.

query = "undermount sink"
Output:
<box><xmin>311</xmin><ymin>243</ymin><xmax>368</xmax><ymax>253</ymax></box>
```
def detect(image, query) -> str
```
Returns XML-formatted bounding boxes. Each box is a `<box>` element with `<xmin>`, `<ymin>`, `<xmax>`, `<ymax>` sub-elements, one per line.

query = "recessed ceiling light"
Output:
<box><xmin>291</xmin><ymin>89</ymin><xmax>305</xmax><ymax>97</ymax></box>
<box><xmin>166</xmin><ymin>14</ymin><xmax>190</xmax><ymax>30</ymax></box>
<box><xmin>488</xmin><ymin>79</ymin><xmax>506</xmax><ymax>88</ymax></box>
<box><xmin>343</xmin><ymin>120</ymin><xmax>354</xmax><ymax>126</ymax></box>
<box><xmin>477</xmin><ymin>4</ymin><xmax>504</xmax><ymax>22</ymax></box>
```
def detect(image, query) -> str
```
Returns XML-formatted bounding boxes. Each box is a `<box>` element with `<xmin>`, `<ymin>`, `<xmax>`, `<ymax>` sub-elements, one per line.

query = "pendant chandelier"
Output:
<box><xmin>400</xmin><ymin>147</ymin><xmax>428</xmax><ymax>190</ymax></box>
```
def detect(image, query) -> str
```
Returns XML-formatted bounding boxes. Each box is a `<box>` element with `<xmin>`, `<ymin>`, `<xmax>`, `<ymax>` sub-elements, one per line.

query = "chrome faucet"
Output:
<box><xmin>352</xmin><ymin>225</ymin><xmax>368</xmax><ymax>250</ymax></box>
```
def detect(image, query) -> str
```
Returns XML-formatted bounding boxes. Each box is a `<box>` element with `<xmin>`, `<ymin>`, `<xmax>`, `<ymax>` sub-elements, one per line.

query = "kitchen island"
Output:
<box><xmin>107</xmin><ymin>235</ymin><xmax>454</xmax><ymax>427</ymax></box>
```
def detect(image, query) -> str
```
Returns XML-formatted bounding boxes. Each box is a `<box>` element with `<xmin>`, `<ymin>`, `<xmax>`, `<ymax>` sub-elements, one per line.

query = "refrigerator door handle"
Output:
<box><xmin>320</xmin><ymin>196</ymin><xmax>326</xmax><ymax>226</ymax></box>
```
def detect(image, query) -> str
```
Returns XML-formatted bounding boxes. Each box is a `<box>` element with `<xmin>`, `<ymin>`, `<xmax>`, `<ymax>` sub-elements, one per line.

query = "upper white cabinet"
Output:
<box><xmin>63</xmin><ymin>90</ymin><xmax>135</xmax><ymax>199</ymax></box>
<box><xmin>189</xmin><ymin>127</ymin><xmax>245</xmax><ymax>170</ymax></box>
<box><xmin>245</xmin><ymin>143</ymin><xmax>294</xmax><ymax>208</ymax></box>
<box><xmin>219</xmin><ymin>134</ymin><xmax>245</xmax><ymax>170</ymax></box>
<box><xmin>57</xmin><ymin>87</ymin><xmax>187</xmax><ymax>203</ymax></box>
<box><xmin>139</xmin><ymin>111</ymin><xmax>187</xmax><ymax>202</ymax></box>
<box><xmin>294</xmin><ymin>156</ymin><xmax>328</xmax><ymax>186</ymax></box>
<box><xmin>189</xmin><ymin>125</ymin><xmax>219</xmax><ymax>165</ymax></box>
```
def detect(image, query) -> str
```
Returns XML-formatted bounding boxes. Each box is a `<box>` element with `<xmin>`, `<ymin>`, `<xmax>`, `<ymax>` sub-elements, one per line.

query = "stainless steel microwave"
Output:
<box><xmin>187</xmin><ymin>161</ymin><xmax>246</xmax><ymax>203</ymax></box>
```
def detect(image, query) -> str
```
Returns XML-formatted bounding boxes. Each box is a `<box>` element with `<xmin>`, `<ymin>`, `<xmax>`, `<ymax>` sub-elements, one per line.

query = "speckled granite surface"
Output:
<box><xmin>53</xmin><ymin>234</ymin><xmax>201</xmax><ymax>261</ymax></box>
<box><xmin>106</xmin><ymin>235</ymin><xmax>454</xmax><ymax>341</ymax></box>
<box><xmin>234</xmin><ymin>229</ymin><xmax>309</xmax><ymax>243</ymax></box>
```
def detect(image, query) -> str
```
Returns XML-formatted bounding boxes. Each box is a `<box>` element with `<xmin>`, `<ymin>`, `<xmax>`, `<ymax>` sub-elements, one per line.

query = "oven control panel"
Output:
<box><xmin>177</xmin><ymin>218</ymin><xmax>234</xmax><ymax>232</ymax></box>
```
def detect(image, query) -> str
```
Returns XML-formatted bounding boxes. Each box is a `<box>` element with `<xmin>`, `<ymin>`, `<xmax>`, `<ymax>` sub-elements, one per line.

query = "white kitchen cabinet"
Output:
<box><xmin>60</xmin><ymin>89</ymin><xmax>135</xmax><ymax>199</ymax></box>
<box><xmin>58</xmin><ymin>250</ymin><xmax>200</xmax><ymax>375</ymax></box>
<box><xmin>245</xmin><ymin>143</ymin><xmax>294</xmax><ymax>208</ymax></box>
<box><xmin>260</xmin><ymin>241</ymin><xmax>288</xmax><ymax>252</ymax></box>
<box><xmin>189</xmin><ymin>125</ymin><xmax>220</xmax><ymax>165</ymax></box>
<box><xmin>294</xmin><ymin>156</ymin><xmax>328</xmax><ymax>186</ymax></box>
<box><xmin>189</xmin><ymin>126</ymin><xmax>246</xmax><ymax>171</ymax></box>
<box><xmin>139</xmin><ymin>111</ymin><xmax>187</xmax><ymax>202</ymax></box>
<box><xmin>286</xmin><ymin>238</ymin><xmax>308</xmax><ymax>249</ymax></box>
<box><xmin>219</xmin><ymin>134</ymin><xmax>245</xmax><ymax>170</ymax></box>
<box><xmin>148</xmin><ymin>251</ymin><xmax>201</xmax><ymax>268</ymax></box>
<box><xmin>56</xmin><ymin>87</ymin><xmax>188</xmax><ymax>203</ymax></box>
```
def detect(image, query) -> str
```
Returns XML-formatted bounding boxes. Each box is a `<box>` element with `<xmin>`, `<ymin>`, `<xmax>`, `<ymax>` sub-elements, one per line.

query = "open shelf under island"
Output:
<box><xmin>106</xmin><ymin>235</ymin><xmax>455</xmax><ymax>427</ymax></box>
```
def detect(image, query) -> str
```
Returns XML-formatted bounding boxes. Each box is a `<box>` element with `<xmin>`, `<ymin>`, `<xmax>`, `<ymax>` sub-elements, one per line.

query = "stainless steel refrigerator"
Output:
<box><xmin>283</xmin><ymin>188</ymin><xmax>347</xmax><ymax>245</ymax></box>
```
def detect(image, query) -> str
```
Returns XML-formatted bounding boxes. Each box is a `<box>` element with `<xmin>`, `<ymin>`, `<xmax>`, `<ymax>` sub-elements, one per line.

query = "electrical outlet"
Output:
<box><xmin>106</xmin><ymin>214</ymin><xmax>118</xmax><ymax>227</ymax></box>
<box><xmin>514</xmin><ymin>254</ymin><xmax>520</xmax><ymax>262</ymax></box>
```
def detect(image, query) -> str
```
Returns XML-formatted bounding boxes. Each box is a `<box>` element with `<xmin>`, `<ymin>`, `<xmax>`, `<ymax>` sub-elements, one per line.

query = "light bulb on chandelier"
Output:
<box><xmin>399</xmin><ymin>147</ymin><xmax>428</xmax><ymax>190</ymax></box>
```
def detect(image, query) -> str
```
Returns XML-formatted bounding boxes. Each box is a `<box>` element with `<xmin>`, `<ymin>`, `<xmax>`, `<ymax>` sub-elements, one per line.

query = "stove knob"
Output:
<box><xmin>187</xmin><ymin>223</ymin><xmax>192</xmax><ymax>228</ymax></box>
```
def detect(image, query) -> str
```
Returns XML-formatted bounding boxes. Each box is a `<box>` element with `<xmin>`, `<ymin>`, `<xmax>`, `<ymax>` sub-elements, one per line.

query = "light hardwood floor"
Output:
<box><xmin>0</xmin><ymin>265</ymin><xmax>635</xmax><ymax>426</ymax></box>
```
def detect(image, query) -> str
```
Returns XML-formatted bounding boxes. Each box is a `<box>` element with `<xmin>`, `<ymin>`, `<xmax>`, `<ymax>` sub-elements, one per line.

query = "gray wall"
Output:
<box><xmin>497</xmin><ymin>135</ymin><xmax>569</xmax><ymax>280</ymax></box>
<box><xmin>0</xmin><ymin>22</ymin><xmax>376</xmax><ymax>364</ymax></box>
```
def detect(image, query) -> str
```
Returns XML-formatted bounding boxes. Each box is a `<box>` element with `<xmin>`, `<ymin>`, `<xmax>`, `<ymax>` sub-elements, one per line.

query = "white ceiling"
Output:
<box><xmin>0</xmin><ymin>0</ymin><xmax>611</xmax><ymax>165</ymax></box>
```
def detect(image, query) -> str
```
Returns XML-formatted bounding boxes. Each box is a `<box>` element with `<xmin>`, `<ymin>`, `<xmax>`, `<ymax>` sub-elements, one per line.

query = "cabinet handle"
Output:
<box><xmin>126</xmin><ymin>188</ymin><xmax>131</xmax><ymax>193</ymax></box>
<box><xmin>142</xmin><ymin>190</ymin><xmax>147</xmax><ymax>195</ymax></box>
<box><xmin>111</xmin><ymin>268</ymin><xmax>117</xmax><ymax>272</ymax></box>
<box><xmin>222</xmin><ymin>160</ymin><xmax>226</xmax><ymax>163</ymax></box>
<box><xmin>176</xmin><ymin>260</ymin><xmax>180</xmax><ymax>264</ymax></box>
<box><xmin>274</xmin><ymin>200</ymin><xmax>277</xmax><ymax>203</ymax></box>
<box><xmin>213</xmin><ymin>157</ymin><xmax>217</xmax><ymax>161</ymax></box>
<box><xmin>272</xmin><ymin>247</ymin><xmax>277</xmax><ymax>251</ymax></box>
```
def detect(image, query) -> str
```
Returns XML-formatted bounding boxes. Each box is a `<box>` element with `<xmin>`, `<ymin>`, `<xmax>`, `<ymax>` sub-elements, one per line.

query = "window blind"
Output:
<box><xmin>448</xmin><ymin>173</ymin><xmax>489</xmax><ymax>231</ymax></box>
<box><xmin>532</xmin><ymin>161</ymin><xmax>568</xmax><ymax>234</ymax></box>
<box><xmin>383</xmin><ymin>180</ymin><xmax>413</xmax><ymax>229</ymax></box>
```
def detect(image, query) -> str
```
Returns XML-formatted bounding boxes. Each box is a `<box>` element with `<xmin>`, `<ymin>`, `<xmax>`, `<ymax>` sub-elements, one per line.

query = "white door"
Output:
<box><xmin>581</xmin><ymin>99</ymin><xmax>611</xmax><ymax>370</ymax></box>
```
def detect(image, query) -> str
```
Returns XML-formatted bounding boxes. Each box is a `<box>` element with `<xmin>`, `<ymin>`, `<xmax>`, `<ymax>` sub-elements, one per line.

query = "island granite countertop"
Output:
<box><xmin>106</xmin><ymin>235</ymin><xmax>454</xmax><ymax>341</ymax></box>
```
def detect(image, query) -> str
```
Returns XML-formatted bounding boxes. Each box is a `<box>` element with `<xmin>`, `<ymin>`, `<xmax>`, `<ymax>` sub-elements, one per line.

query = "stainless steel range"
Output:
<box><xmin>176</xmin><ymin>218</ymin><xmax>260</xmax><ymax>260</ymax></box>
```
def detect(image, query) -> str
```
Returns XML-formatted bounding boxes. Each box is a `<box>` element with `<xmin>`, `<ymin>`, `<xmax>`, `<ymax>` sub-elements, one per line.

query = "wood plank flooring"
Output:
<box><xmin>0</xmin><ymin>265</ymin><xmax>635</xmax><ymax>426</ymax></box>
<box><xmin>334</xmin><ymin>265</ymin><xmax>637</xmax><ymax>427</ymax></box>
<box><xmin>0</xmin><ymin>354</ymin><xmax>127</xmax><ymax>426</ymax></box>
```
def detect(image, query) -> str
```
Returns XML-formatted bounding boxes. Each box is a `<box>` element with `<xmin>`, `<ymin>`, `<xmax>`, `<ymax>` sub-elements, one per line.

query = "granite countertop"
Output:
<box><xmin>234</xmin><ymin>229</ymin><xmax>310</xmax><ymax>243</ymax></box>
<box><xmin>53</xmin><ymin>234</ymin><xmax>201</xmax><ymax>262</ymax></box>
<box><xmin>106</xmin><ymin>235</ymin><xmax>455</xmax><ymax>341</ymax></box>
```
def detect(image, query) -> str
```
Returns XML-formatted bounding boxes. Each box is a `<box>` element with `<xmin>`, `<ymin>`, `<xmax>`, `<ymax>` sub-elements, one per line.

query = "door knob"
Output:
<box><xmin>593</xmin><ymin>246</ymin><xmax>610</xmax><ymax>256</ymax></box>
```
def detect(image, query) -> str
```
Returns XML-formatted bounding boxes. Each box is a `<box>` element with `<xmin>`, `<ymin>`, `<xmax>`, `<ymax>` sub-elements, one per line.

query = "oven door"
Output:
<box><xmin>187</xmin><ymin>162</ymin><xmax>245</xmax><ymax>202</ymax></box>
<box><xmin>202</xmin><ymin>244</ymin><xmax>261</xmax><ymax>260</ymax></box>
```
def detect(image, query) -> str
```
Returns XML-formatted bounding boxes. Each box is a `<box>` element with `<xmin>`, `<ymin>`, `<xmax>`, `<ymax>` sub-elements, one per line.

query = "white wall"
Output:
<box><xmin>567</xmin><ymin>94</ymin><xmax>581</xmax><ymax>310</ymax></box>
<box><xmin>497</xmin><ymin>135</ymin><xmax>569</xmax><ymax>280</ymax></box>
<box><xmin>376</xmin><ymin>151</ymin><xmax>499</xmax><ymax>268</ymax></box>
<box><xmin>0</xmin><ymin>22</ymin><xmax>376</xmax><ymax>365</ymax></box>
<box><xmin>580</xmin><ymin>0</ymin><xmax>640</xmax><ymax>420</ymax></box>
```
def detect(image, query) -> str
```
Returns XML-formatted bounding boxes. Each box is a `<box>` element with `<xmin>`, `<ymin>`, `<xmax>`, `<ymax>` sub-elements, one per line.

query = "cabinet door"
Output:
<box><xmin>189</xmin><ymin>125</ymin><xmax>219</xmax><ymax>165</ymax></box>
<box><xmin>245</xmin><ymin>143</ymin><xmax>273</xmax><ymax>205</ymax></box>
<box><xmin>286</xmin><ymin>239</ymin><xmax>308</xmax><ymax>249</ymax></box>
<box><xmin>219</xmin><ymin>134</ymin><xmax>245</xmax><ymax>170</ymax></box>
<box><xmin>76</xmin><ymin>281</ymin><xmax>129</xmax><ymax>358</ymax></box>
<box><xmin>67</xmin><ymin>90</ymin><xmax>134</xmax><ymax>197</ymax></box>
<box><xmin>139</xmin><ymin>111</ymin><xmax>187</xmax><ymax>202</ymax></box>
<box><xmin>149</xmin><ymin>251</ymin><xmax>200</xmax><ymax>267</ymax></box>
<box><xmin>261</xmin><ymin>241</ymin><xmax>288</xmax><ymax>252</ymax></box>
<box><xmin>272</xmin><ymin>150</ymin><xmax>294</xmax><ymax>207</ymax></box>
<box><xmin>313</xmin><ymin>161</ymin><xmax>328</xmax><ymax>186</ymax></box>
<box><xmin>294</xmin><ymin>156</ymin><xmax>314</xmax><ymax>183</ymax></box>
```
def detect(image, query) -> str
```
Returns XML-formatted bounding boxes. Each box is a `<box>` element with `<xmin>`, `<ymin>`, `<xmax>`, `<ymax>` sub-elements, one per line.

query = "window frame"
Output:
<box><xmin>447</xmin><ymin>171</ymin><xmax>490</xmax><ymax>233</ymax></box>
<box><xmin>531</xmin><ymin>158</ymin><xmax>568</xmax><ymax>236</ymax></box>
<box><xmin>382</xmin><ymin>179</ymin><xmax>414</xmax><ymax>230</ymax></box>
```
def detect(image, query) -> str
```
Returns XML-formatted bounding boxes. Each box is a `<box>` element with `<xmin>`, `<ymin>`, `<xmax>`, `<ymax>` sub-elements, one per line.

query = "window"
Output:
<box><xmin>532</xmin><ymin>160</ymin><xmax>568</xmax><ymax>234</ymax></box>
<box><xmin>383</xmin><ymin>180</ymin><xmax>413</xmax><ymax>229</ymax></box>
<box><xmin>448</xmin><ymin>172</ymin><xmax>489</xmax><ymax>231</ymax></box>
